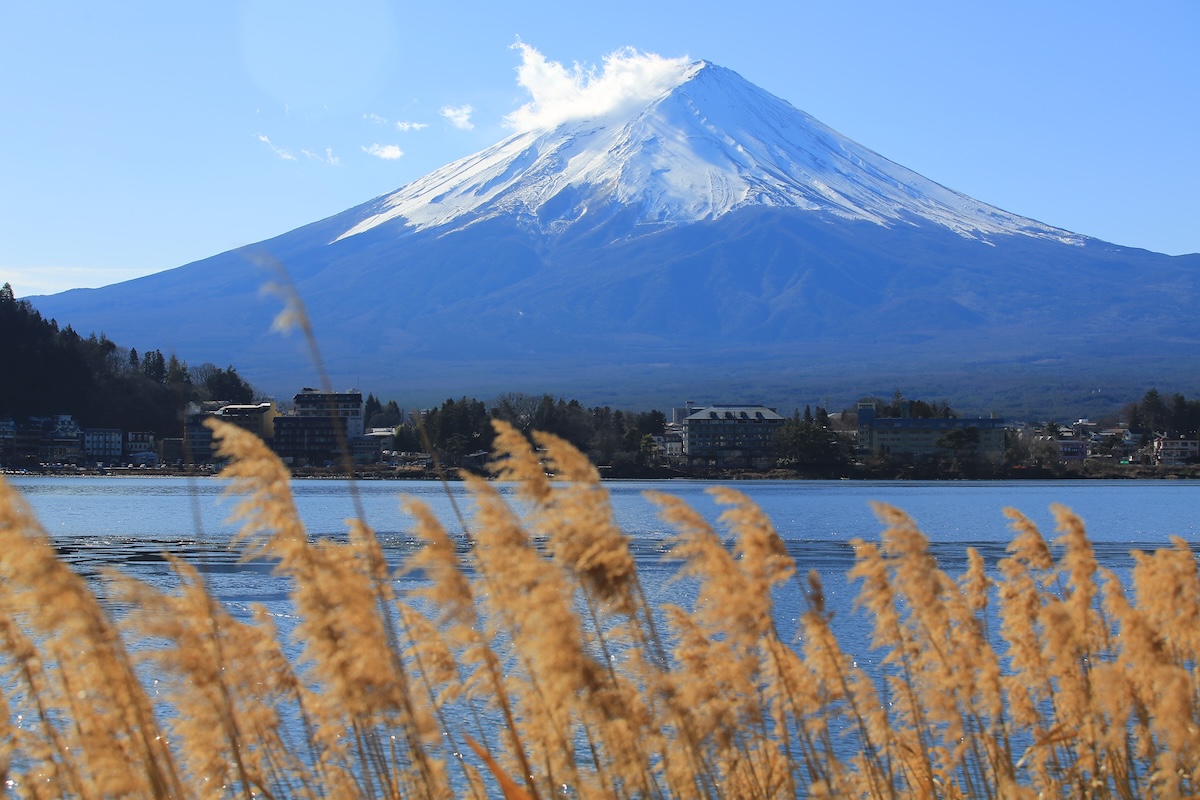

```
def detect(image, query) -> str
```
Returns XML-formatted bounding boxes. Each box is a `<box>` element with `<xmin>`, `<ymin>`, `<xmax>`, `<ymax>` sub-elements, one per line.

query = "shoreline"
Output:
<box><xmin>6</xmin><ymin>464</ymin><xmax>1199</xmax><ymax>481</ymax></box>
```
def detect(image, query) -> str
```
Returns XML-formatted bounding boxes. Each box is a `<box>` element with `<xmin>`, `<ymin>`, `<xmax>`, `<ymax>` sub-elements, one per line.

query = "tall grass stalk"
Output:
<box><xmin>1</xmin><ymin>425</ymin><xmax>1200</xmax><ymax>797</ymax></box>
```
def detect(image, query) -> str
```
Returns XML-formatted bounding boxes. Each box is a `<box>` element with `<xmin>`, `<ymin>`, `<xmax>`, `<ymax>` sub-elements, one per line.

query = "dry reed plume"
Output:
<box><xmin>0</xmin><ymin>420</ymin><xmax>1199</xmax><ymax>798</ymax></box>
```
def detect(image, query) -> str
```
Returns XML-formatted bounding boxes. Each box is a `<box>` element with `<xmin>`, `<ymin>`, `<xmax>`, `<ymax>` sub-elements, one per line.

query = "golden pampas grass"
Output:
<box><xmin>1</xmin><ymin>422</ymin><xmax>1200</xmax><ymax>798</ymax></box>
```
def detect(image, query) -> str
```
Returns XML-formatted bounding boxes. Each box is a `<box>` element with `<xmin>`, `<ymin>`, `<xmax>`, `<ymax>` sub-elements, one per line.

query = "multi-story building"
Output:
<box><xmin>1154</xmin><ymin>435</ymin><xmax>1200</xmax><ymax>466</ymax></box>
<box><xmin>37</xmin><ymin>415</ymin><xmax>84</xmax><ymax>463</ymax></box>
<box><xmin>214</xmin><ymin>401</ymin><xmax>278</xmax><ymax>442</ymax></box>
<box><xmin>176</xmin><ymin>401</ymin><xmax>280</xmax><ymax>464</ymax></box>
<box><xmin>12</xmin><ymin>422</ymin><xmax>44</xmax><ymax>462</ymax></box>
<box><xmin>683</xmin><ymin>405</ymin><xmax>785</xmax><ymax>468</ymax></box>
<box><xmin>273</xmin><ymin>389</ymin><xmax>365</xmax><ymax>467</ymax></box>
<box><xmin>127</xmin><ymin>431</ymin><xmax>156</xmax><ymax>458</ymax></box>
<box><xmin>183</xmin><ymin>403</ymin><xmax>224</xmax><ymax>463</ymax></box>
<box><xmin>292</xmin><ymin>388</ymin><xmax>364</xmax><ymax>438</ymax></box>
<box><xmin>857</xmin><ymin>403</ymin><xmax>1007</xmax><ymax>460</ymax></box>
<box><xmin>83</xmin><ymin>428</ymin><xmax>124</xmax><ymax>463</ymax></box>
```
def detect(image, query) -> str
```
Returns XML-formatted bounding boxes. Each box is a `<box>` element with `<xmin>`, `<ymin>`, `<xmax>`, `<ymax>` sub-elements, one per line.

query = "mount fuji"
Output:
<box><xmin>29</xmin><ymin>61</ymin><xmax>1200</xmax><ymax>416</ymax></box>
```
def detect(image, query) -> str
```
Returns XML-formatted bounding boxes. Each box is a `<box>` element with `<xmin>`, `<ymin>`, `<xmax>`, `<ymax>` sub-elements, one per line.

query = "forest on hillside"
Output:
<box><xmin>1</xmin><ymin>283</ymin><xmax>255</xmax><ymax>436</ymax></box>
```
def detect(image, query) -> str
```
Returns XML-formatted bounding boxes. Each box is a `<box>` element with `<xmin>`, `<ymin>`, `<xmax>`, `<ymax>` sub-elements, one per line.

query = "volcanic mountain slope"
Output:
<box><xmin>29</xmin><ymin>61</ymin><xmax>1200</xmax><ymax>416</ymax></box>
<box><xmin>336</xmin><ymin>62</ymin><xmax>1080</xmax><ymax>244</ymax></box>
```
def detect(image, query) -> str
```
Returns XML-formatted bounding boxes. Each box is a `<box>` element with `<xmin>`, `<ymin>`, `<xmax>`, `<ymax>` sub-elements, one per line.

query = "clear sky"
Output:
<box><xmin>2</xmin><ymin>1</ymin><xmax>1196</xmax><ymax>297</ymax></box>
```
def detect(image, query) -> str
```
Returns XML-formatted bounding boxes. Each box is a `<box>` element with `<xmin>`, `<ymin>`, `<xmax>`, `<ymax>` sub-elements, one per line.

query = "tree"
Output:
<box><xmin>141</xmin><ymin>349</ymin><xmax>166</xmax><ymax>383</ymax></box>
<box><xmin>166</xmin><ymin>354</ymin><xmax>190</xmax><ymax>385</ymax></box>
<box><xmin>423</xmin><ymin>397</ymin><xmax>493</xmax><ymax>465</ymax></box>
<box><xmin>936</xmin><ymin>427</ymin><xmax>981</xmax><ymax>472</ymax></box>
<box><xmin>492</xmin><ymin>392</ymin><xmax>541</xmax><ymax>432</ymax></box>
<box><xmin>1003</xmin><ymin>430</ymin><xmax>1031</xmax><ymax>467</ymax></box>
<box><xmin>774</xmin><ymin>411</ymin><xmax>853</xmax><ymax>470</ymax></box>
<box><xmin>634</xmin><ymin>409</ymin><xmax>667</xmax><ymax>437</ymax></box>
<box><xmin>1166</xmin><ymin>393</ymin><xmax>1200</xmax><ymax>437</ymax></box>
<box><xmin>1142</xmin><ymin>389</ymin><xmax>1166</xmax><ymax>432</ymax></box>
<box><xmin>393</xmin><ymin>423</ymin><xmax>422</xmax><ymax>452</ymax></box>
<box><xmin>364</xmin><ymin>394</ymin><xmax>382</xmax><ymax>426</ymax></box>
<box><xmin>1125</xmin><ymin>402</ymin><xmax>1144</xmax><ymax>431</ymax></box>
<box><xmin>1093</xmin><ymin>434</ymin><xmax>1123</xmax><ymax>458</ymax></box>
<box><xmin>864</xmin><ymin>393</ymin><xmax>956</xmax><ymax>420</ymax></box>
<box><xmin>369</xmin><ymin>400</ymin><xmax>402</xmax><ymax>429</ymax></box>
<box><xmin>638</xmin><ymin>434</ymin><xmax>659</xmax><ymax>467</ymax></box>
<box><xmin>1030</xmin><ymin>438</ymin><xmax>1060</xmax><ymax>470</ymax></box>
<box><xmin>205</xmin><ymin>366</ymin><xmax>254</xmax><ymax>404</ymax></box>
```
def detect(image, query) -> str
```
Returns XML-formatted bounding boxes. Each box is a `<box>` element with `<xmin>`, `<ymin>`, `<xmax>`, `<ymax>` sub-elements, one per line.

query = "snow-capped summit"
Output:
<box><xmin>337</xmin><ymin>61</ymin><xmax>1080</xmax><ymax>245</ymax></box>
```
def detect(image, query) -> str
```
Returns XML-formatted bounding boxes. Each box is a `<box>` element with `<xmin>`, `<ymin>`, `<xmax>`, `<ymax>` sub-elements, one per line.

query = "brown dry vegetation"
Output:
<box><xmin>0</xmin><ymin>418</ymin><xmax>1199</xmax><ymax>798</ymax></box>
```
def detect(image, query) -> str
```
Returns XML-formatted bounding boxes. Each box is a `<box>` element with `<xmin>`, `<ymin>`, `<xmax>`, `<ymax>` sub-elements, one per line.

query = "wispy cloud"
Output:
<box><xmin>504</xmin><ymin>43</ymin><xmax>692</xmax><ymax>132</ymax></box>
<box><xmin>362</xmin><ymin>143</ymin><xmax>404</xmax><ymax>160</ymax></box>
<box><xmin>440</xmin><ymin>104</ymin><xmax>474</xmax><ymax>130</ymax></box>
<box><xmin>257</xmin><ymin>134</ymin><xmax>296</xmax><ymax>161</ymax></box>
<box><xmin>365</xmin><ymin>114</ymin><xmax>426</xmax><ymax>132</ymax></box>
<box><xmin>301</xmin><ymin>147</ymin><xmax>341</xmax><ymax>165</ymax></box>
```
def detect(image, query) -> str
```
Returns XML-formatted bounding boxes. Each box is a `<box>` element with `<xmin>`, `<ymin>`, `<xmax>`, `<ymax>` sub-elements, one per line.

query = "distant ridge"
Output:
<box><xmin>29</xmin><ymin>61</ymin><xmax>1200</xmax><ymax>419</ymax></box>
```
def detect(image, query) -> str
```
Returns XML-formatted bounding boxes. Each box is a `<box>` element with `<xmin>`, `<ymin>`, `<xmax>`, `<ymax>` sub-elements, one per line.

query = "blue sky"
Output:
<box><xmin>2</xmin><ymin>1</ymin><xmax>1196</xmax><ymax>297</ymax></box>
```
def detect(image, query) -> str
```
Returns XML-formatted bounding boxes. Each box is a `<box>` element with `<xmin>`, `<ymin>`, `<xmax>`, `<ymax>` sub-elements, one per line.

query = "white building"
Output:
<box><xmin>83</xmin><ymin>428</ymin><xmax>124</xmax><ymax>462</ymax></box>
<box><xmin>1154</xmin><ymin>435</ymin><xmax>1199</xmax><ymax>466</ymax></box>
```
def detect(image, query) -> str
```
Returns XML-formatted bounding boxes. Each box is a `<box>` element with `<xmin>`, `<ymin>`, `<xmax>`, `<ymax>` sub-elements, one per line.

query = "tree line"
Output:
<box><xmin>1121</xmin><ymin>388</ymin><xmax>1200</xmax><ymax>439</ymax></box>
<box><xmin>374</xmin><ymin>393</ymin><xmax>672</xmax><ymax>473</ymax></box>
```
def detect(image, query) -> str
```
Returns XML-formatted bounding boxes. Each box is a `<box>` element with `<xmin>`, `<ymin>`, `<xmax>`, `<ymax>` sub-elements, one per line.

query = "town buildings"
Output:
<box><xmin>0</xmin><ymin>388</ymin><xmax>370</xmax><ymax>469</ymax></box>
<box><xmin>3</xmin><ymin>391</ymin><xmax>1198</xmax><ymax>471</ymax></box>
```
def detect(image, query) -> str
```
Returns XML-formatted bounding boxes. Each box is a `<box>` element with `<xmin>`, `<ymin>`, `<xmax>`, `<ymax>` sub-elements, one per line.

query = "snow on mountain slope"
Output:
<box><xmin>337</xmin><ymin>61</ymin><xmax>1082</xmax><ymax>245</ymax></box>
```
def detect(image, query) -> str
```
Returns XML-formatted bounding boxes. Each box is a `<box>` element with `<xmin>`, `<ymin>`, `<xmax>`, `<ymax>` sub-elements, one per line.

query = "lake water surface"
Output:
<box><xmin>9</xmin><ymin>476</ymin><xmax>1199</xmax><ymax>635</ymax></box>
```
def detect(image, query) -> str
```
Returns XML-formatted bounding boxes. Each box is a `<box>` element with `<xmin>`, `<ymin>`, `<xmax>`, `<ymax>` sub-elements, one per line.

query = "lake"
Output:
<box><xmin>8</xmin><ymin>475</ymin><xmax>1199</xmax><ymax>641</ymax></box>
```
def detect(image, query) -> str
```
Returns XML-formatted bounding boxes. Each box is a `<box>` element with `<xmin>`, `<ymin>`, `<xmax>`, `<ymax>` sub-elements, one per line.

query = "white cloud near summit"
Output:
<box><xmin>504</xmin><ymin>43</ymin><xmax>692</xmax><ymax>132</ymax></box>
<box><xmin>440</xmin><ymin>105</ymin><xmax>474</xmax><ymax>130</ymax></box>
